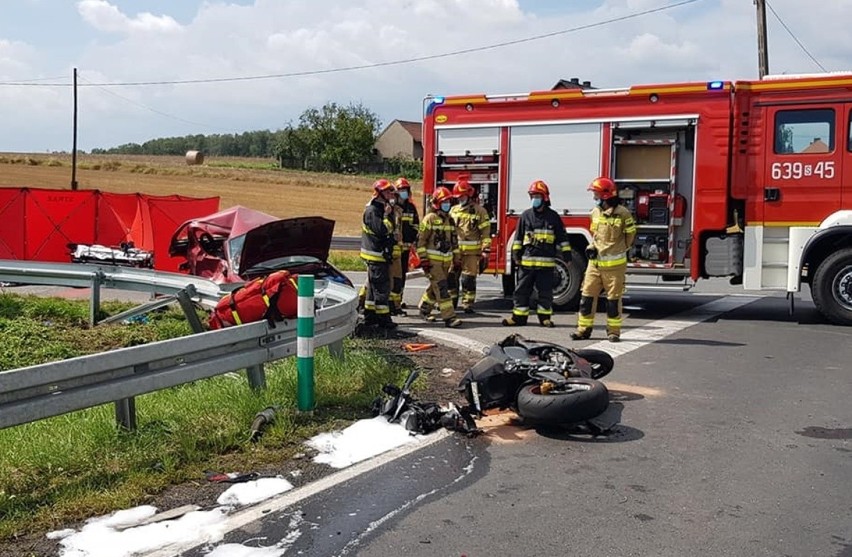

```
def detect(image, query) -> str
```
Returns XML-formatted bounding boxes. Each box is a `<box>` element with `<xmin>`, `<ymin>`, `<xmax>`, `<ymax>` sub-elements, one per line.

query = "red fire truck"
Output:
<box><xmin>421</xmin><ymin>72</ymin><xmax>852</xmax><ymax>325</ymax></box>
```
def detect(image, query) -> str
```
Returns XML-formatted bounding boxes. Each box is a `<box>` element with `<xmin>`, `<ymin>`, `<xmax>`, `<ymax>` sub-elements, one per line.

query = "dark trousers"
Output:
<box><xmin>512</xmin><ymin>266</ymin><xmax>555</xmax><ymax>321</ymax></box>
<box><xmin>365</xmin><ymin>262</ymin><xmax>391</xmax><ymax>320</ymax></box>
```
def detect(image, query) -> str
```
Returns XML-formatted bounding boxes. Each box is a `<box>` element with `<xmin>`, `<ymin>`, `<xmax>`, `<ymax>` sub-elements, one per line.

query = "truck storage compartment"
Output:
<box><xmin>704</xmin><ymin>235</ymin><xmax>744</xmax><ymax>276</ymax></box>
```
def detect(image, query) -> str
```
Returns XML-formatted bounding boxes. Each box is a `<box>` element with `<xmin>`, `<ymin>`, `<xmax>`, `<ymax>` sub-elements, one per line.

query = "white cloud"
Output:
<box><xmin>77</xmin><ymin>0</ymin><xmax>182</xmax><ymax>34</ymax></box>
<box><xmin>1</xmin><ymin>0</ymin><xmax>851</xmax><ymax>151</ymax></box>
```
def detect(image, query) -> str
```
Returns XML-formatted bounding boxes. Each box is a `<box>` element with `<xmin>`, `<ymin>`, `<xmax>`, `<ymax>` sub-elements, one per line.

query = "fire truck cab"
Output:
<box><xmin>421</xmin><ymin>72</ymin><xmax>852</xmax><ymax>325</ymax></box>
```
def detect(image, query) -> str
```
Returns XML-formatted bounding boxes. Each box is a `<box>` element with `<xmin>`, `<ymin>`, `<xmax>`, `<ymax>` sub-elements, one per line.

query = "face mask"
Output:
<box><xmin>388</xmin><ymin>197</ymin><xmax>396</xmax><ymax>206</ymax></box>
<box><xmin>440</xmin><ymin>201</ymin><xmax>452</xmax><ymax>212</ymax></box>
<box><xmin>595</xmin><ymin>198</ymin><xmax>605</xmax><ymax>207</ymax></box>
<box><xmin>399</xmin><ymin>190</ymin><xmax>409</xmax><ymax>201</ymax></box>
<box><xmin>531</xmin><ymin>197</ymin><xmax>543</xmax><ymax>209</ymax></box>
<box><xmin>459</xmin><ymin>197</ymin><xmax>469</xmax><ymax>206</ymax></box>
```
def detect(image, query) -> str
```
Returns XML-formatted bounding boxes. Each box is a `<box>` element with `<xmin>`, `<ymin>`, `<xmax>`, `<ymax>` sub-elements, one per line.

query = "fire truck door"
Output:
<box><xmin>763</xmin><ymin>105</ymin><xmax>843</xmax><ymax>224</ymax></box>
<box><xmin>844</xmin><ymin>104</ymin><xmax>852</xmax><ymax>208</ymax></box>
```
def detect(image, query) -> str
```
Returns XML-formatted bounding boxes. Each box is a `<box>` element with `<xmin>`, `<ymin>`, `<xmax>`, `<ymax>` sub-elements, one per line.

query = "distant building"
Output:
<box><xmin>552</xmin><ymin>77</ymin><xmax>594</xmax><ymax>90</ymax></box>
<box><xmin>374</xmin><ymin>120</ymin><xmax>423</xmax><ymax>161</ymax></box>
<box><xmin>802</xmin><ymin>138</ymin><xmax>829</xmax><ymax>153</ymax></box>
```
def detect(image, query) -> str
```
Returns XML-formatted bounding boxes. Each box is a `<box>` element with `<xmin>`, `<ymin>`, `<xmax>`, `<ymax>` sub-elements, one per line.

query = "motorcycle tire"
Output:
<box><xmin>516</xmin><ymin>378</ymin><xmax>608</xmax><ymax>424</ymax></box>
<box><xmin>573</xmin><ymin>349</ymin><xmax>614</xmax><ymax>380</ymax></box>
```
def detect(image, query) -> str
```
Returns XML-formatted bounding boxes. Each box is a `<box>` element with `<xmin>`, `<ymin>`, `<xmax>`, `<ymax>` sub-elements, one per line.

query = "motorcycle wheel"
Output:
<box><xmin>573</xmin><ymin>349</ymin><xmax>614</xmax><ymax>380</ymax></box>
<box><xmin>516</xmin><ymin>378</ymin><xmax>609</xmax><ymax>424</ymax></box>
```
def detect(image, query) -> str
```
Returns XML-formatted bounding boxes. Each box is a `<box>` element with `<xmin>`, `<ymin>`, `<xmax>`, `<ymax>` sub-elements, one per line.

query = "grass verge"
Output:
<box><xmin>327</xmin><ymin>250</ymin><xmax>366</xmax><ymax>273</ymax></box>
<box><xmin>0</xmin><ymin>293</ymin><xmax>409</xmax><ymax>540</ymax></box>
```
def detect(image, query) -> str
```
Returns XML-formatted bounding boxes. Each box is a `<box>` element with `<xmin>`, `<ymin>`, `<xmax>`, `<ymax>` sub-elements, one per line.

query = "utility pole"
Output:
<box><xmin>71</xmin><ymin>67</ymin><xmax>78</xmax><ymax>191</ymax></box>
<box><xmin>755</xmin><ymin>0</ymin><xmax>769</xmax><ymax>78</ymax></box>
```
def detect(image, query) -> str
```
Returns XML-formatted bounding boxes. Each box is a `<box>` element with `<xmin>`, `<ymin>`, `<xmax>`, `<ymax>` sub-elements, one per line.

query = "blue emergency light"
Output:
<box><xmin>707</xmin><ymin>80</ymin><xmax>725</xmax><ymax>90</ymax></box>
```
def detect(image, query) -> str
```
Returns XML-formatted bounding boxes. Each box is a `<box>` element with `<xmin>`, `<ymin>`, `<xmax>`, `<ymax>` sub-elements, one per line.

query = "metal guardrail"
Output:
<box><xmin>330</xmin><ymin>236</ymin><xmax>360</xmax><ymax>251</ymax></box>
<box><xmin>0</xmin><ymin>261</ymin><xmax>358</xmax><ymax>430</ymax></box>
<box><xmin>0</xmin><ymin>259</ymin><xmax>227</xmax><ymax>307</ymax></box>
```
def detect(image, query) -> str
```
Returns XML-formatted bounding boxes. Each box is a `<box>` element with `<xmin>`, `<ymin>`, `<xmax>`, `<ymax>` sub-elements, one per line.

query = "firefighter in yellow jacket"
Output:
<box><xmin>449</xmin><ymin>177</ymin><xmax>491</xmax><ymax>313</ymax></box>
<box><xmin>417</xmin><ymin>186</ymin><xmax>462</xmax><ymax>328</ymax></box>
<box><xmin>571</xmin><ymin>176</ymin><xmax>636</xmax><ymax>342</ymax></box>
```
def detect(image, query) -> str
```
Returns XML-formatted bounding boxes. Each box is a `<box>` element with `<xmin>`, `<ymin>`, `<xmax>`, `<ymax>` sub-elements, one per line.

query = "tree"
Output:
<box><xmin>274</xmin><ymin>102</ymin><xmax>381</xmax><ymax>172</ymax></box>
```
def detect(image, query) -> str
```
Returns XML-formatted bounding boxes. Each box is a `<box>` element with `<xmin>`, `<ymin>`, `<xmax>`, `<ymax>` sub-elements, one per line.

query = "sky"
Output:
<box><xmin>1</xmin><ymin>0</ymin><xmax>851</xmax><ymax>153</ymax></box>
<box><xmin>48</xmin><ymin>415</ymin><xmax>424</xmax><ymax>557</ymax></box>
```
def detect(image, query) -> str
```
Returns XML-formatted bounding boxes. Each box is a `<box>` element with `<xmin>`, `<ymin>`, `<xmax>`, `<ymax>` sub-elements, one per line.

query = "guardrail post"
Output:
<box><xmin>175</xmin><ymin>285</ymin><xmax>205</xmax><ymax>334</ymax></box>
<box><xmin>297</xmin><ymin>275</ymin><xmax>315</xmax><ymax>412</ymax></box>
<box><xmin>115</xmin><ymin>397</ymin><xmax>137</xmax><ymax>431</ymax></box>
<box><xmin>89</xmin><ymin>272</ymin><xmax>102</xmax><ymax>327</ymax></box>
<box><xmin>246</xmin><ymin>364</ymin><xmax>266</xmax><ymax>390</ymax></box>
<box><xmin>328</xmin><ymin>339</ymin><xmax>344</xmax><ymax>360</ymax></box>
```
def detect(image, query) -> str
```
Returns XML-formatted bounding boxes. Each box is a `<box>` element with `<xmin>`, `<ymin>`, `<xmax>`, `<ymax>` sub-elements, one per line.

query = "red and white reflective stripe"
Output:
<box><xmin>612</xmin><ymin>139</ymin><xmax>676</xmax><ymax>145</ymax></box>
<box><xmin>668</xmin><ymin>142</ymin><xmax>677</xmax><ymax>265</ymax></box>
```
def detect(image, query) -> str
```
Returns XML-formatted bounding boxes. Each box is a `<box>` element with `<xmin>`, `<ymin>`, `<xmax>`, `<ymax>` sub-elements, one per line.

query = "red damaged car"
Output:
<box><xmin>168</xmin><ymin>206</ymin><xmax>353</xmax><ymax>287</ymax></box>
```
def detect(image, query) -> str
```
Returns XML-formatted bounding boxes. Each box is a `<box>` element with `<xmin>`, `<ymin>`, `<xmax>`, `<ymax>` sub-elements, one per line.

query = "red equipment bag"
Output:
<box><xmin>209</xmin><ymin>270</ymin><xmax>300</xmax><ymax>330</ymax></box>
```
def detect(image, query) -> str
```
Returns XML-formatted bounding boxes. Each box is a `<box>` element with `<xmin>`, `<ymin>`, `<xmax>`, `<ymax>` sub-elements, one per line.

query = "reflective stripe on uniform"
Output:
<box><xmin>513</xmin><ymin>306</ymin><xmax>530</xmax><ymax>317</ymax></box>
<box><xmin>360</xmin><ymin>249</ymin><xmax>386</xmax><ymax>262</ymax></box>
<box><xmin>520</xmin><ymin>255</ymin><xmax>555</xmax><ymax>268</ymax></box>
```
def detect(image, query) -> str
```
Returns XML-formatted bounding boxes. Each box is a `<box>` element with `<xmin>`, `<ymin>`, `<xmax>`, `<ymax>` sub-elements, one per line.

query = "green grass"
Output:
<box><xmin>0</xmin><ymin>293</ymin><xmax>411</xmax><ymax>539</ymax></box>
<box><xmin>206</xmin><ymin>160</ymin><xmax>280</xmax><ymax>171</ymax></box>
<box><xmin>328</xmin><ymin>250</ymin><xmax>367</xmax><ymax>272</ymax></box>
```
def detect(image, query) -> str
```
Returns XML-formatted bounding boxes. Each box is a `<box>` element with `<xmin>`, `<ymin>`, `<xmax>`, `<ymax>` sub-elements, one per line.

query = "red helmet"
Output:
<box><xmin>394</xmin><ymin>177</ymin><xmax>411</xmax><ymax>190</ymax></box>
<box><xmin>588</xmin><ymin>176</ymin><xmax>617</xmax><ymax>200</ymax></box>
<box><xmin>527</xmin><ymin>180</ymin><xmax>550</xmax><ymax>202</ymax></box>
<box><xmin>373</xmin><ymin>178</ymin><xmax>394</xmax><ymax>196</ymax></box>
<box><xmin>431</xmin><ymin>186</ymin><xmax>453</xmax><ymax>208</ymax></box>
<box><xmin>452</xmin><ymin>178</ymin><xmax>475</xmax><ymax>199</ymax></box>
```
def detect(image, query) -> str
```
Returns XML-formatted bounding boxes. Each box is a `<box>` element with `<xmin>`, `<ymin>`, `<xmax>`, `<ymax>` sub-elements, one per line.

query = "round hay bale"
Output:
<box><xmin>185</xmin><ymin>150</ymin><xmax>204</xmax><ymax>165</ymax></box>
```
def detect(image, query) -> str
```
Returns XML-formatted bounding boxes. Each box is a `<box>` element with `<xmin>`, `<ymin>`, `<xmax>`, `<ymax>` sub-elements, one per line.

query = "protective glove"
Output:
<box><xmin>452</xmin><ymin>260</ymin><xmax>462</xmax><ymax>273</ymax></box>
<box><xmin>419</xmin><ymin>259</ymin><xmax>432</xmax><ymax>272</ymax></box>
<box><xmin>561</xmin><ymin>251</ymin><xmax>573</xmax><ymax>264</ymax></box>
<box><xmin>585</xmin><ymin>246</ymin><xmax>598</xmax><ymax>260</ymax></box>
<box><xmin>511</xmin><ymin>251</ymin><xmax>521</xmax><ymax>267</ymax></box>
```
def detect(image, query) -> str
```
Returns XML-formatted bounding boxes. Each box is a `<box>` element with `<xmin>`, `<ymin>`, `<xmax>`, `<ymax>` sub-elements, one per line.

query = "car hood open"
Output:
<box><xmin>237</xmin><ymin>216</ymin><xmax>336</xmax><ymax>275</ymax></box>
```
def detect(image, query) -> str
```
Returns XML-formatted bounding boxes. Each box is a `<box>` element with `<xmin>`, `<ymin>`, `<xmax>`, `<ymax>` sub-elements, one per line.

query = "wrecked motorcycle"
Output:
<box><xmin>458</xmin><ymin>334</ymin><xmax>613</xmax><ymax>424</ymax></box>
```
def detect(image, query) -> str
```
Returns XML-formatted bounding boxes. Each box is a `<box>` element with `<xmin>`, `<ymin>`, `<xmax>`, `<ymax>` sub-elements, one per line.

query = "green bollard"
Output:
<box><xmin>297</xmin><ymin>275</ymin><xmax>315</xmax><ymax>412</ymax></box>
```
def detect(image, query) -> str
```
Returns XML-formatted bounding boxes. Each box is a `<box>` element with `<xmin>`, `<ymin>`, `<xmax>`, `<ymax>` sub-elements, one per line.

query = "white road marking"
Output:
<box><xmin>583</xmin><ymin>295</ymin><xmax>759</xmax><ymax>357</ymax></box>
<box><xmin>411</xmin><ymin>295</ymin><xmax>760</xmax><ymax>361</ymax></box>
<box><xmin>148</xmin><ymin>430</ymin><xmax>452</xmax><ymax>557</ymax></box>
<box><xmin>152</xmin><ymin>295</ymin><xmax>758</xmax><ymax>555</ymax></box>
<box><xmin>406</xmin><ymin>327</ymin><xmax>489</xmax><ymax>354</ymax></box>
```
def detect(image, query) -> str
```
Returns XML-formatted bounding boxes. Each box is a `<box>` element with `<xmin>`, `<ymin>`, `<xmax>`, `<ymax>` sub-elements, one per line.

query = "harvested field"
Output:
<box><xmin>0</xmin><ymin>153</ymin><xmax>423</xmax><ymax>236</ymax></box>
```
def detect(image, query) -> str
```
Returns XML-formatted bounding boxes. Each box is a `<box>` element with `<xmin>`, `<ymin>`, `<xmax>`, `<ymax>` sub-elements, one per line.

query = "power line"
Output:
<box><xmin>765</xmin><ymin>0</ymin><xmax>827</xmax><ymax>72</ymax></box>
<box><xmin>77</xmin><ymin>73</ymin><xmax>227</xmax><ymax>131</ymax></box>
<box><xmin>0</xmin><ymin>0</ymin><xmax>700</xmax><ymax>88</ymax></box>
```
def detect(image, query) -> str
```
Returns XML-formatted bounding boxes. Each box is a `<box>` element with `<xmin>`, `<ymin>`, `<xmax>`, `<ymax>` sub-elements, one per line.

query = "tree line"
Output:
<box><xmin>90</xmin><ymin>102</ymin><xmax>422</xmax><ymax>177</ymax></box>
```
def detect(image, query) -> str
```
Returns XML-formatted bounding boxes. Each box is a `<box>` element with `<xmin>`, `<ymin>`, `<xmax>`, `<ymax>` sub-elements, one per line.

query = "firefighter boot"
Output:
<box><xmin>445</xmin><ymin>317</ymin><xmax>462</xmax><ymax>328</ymax></box>
<box><xmin>363</xmin><ymin>310</ymin><xmax>379</xmax><ymax>327</ymax></box>
<box><xmin>501</xmin><ymin>315</ymin><xmax>528</xmax><ymax>327</ymax></box>
<box><xmin>607</xmin><ymin>333</ymin><xmax>620</xmax><ymax>343</ymax></box>
<box><xmin>570</xmin><ymin>329</ymin><xmax>592</xmax><ymax>340</ymax></box>
<box><xmin>377</xmin><ymin>314</ymin><xmax>398</xmax><ymax>330</ymax></box>
<box><xmin>538</xmin><ymin>315</ymin><xmax>555</xmax><ymax>328</ymax></box>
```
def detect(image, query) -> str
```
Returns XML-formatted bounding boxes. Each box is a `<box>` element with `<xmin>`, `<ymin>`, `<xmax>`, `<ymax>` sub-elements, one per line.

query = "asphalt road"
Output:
<box><xmin>176</xmin><ymin>273</ymin><xmax>852</xmax><ymax>556</ymax></box>
<box><xmin>9</xmin><ymin>273</ymin><xmax>851</xmax><ymax>555</ymax></box>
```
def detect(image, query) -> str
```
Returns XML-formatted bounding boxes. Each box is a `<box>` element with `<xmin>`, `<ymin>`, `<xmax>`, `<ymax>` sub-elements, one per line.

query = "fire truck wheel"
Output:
<box><xmin>551</xmin><ymin>253</ymin><xmax>586</xmax><ymax>310</ymax></box>
<box><xmin>812</xmin><ymin>247</ymin><xmax>852</xmax><ymax>326</ymax></box>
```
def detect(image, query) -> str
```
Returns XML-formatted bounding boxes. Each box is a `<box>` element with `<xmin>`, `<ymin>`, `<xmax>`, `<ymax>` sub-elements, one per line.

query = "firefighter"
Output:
<box><xmin>394</xmin><ymin>177</ymin><xmax>420</xmax><ymax>311</ymax></box>
<box><xmin>417</xmin><ymin>186</ymin><xmax>462</xmax><ymax>328</ymax></box>
<box><xmin>360</xmin><ymin>178</ymin><xmax>397</xmax><ymax>329</ymax></box>
<box><xmin>570</xmin><ymin>176</ymin><xmax>637</xmax><ymax>343</ymax></box>
<box><xmin>502</xmin><ymin>180</ymin><xmax>572</xmax><ymax>327</ymax></box>
<box><xmin>449</xmin><ymin>177</ymin><xmax>491</xmax><ymax>313</ymax></box>
<box><xmin>388</xmin><ymin>188</ymin><xmax>405</xmax><ymax>315</ymax></box>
